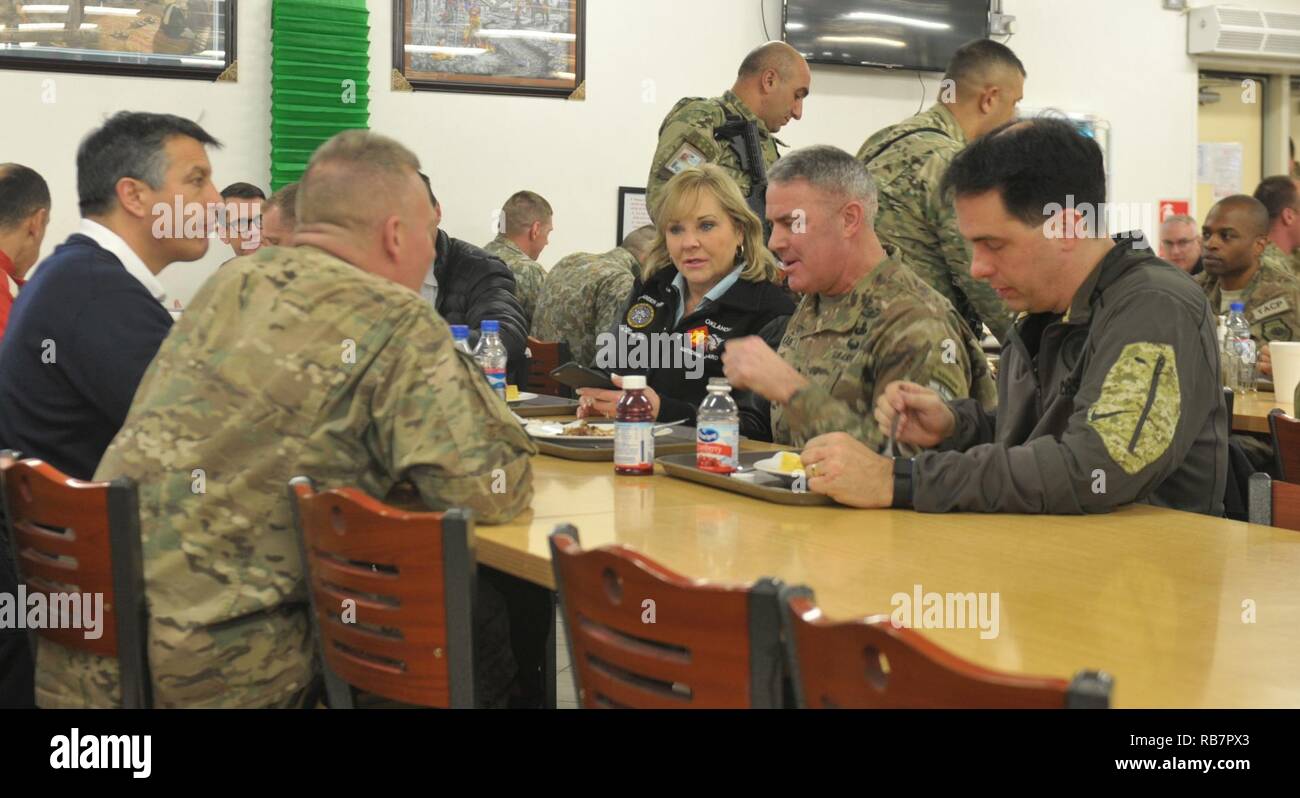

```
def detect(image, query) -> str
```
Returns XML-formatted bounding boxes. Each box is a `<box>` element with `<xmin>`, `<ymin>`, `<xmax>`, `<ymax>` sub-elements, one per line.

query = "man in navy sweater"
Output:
<box><xmin>0</xmin><ymin>112</ymin><xmax>220</xmax><ymax>707</ymax></box>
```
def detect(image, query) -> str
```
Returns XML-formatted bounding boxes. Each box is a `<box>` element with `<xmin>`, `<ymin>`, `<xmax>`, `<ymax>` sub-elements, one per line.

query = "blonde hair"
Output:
<box><xmin>645</xmin><ymin>164</ymin><xmax>779</xmax><ymax>283</ymax></box>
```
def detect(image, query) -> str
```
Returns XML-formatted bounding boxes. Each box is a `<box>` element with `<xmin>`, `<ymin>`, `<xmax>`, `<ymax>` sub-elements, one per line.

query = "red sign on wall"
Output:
<box><xmin>1158</xmin><ymin>200</ymin><xmax>1191</xmax><ymax>222</ymax></box>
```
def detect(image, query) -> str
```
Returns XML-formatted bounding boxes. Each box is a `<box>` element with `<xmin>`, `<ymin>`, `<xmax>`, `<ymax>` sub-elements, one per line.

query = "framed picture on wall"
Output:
<box><xmin>0</xmin><ymin>1</ymin><xmax>236</xmax><ymax>81</ymax></box>
<box><xmin>617</xmin><ymin>187</ymin><xmax>650</xmax><ymax>247</ymax></box>
<box><xmin>394</xmin><ymin>0</ymin><xmax>585</xmax><ymax>98</ymax></box>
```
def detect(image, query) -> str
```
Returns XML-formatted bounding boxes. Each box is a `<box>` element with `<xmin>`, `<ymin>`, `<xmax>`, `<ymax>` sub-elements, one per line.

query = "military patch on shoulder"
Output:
<box><xmin>1087</xmin><ymin>342</ymin><xmax>1180</xmax><ymax>476</ymax></box>
<box><xmin>1262</xmin><ymin>319</ymin><xmax>1295</xmax><ymax>342</ymax></box>
<box><xmin>626</xmin><ymin>302</ymin><xmax>656</xmax><ymax>329</ymax></box>
<box><xmin>667</xmin><ymin>143</ymin><xmax>707</xmax><ymax>175</ymax></box>
<box><xmin>1250</xmin><ymin>297</ymin><xmax>1291</xmax><ymax>323</ymax></box>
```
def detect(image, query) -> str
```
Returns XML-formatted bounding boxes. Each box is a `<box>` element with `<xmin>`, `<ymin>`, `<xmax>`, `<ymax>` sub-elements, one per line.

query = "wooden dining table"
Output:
<box><xmin>472</xmin><ymin>434</ymin><xmax>1300</xmax><ymax>709</ymax></box>
<box><xmin>1232</xmin><ymin>390</ymin><xmax>1293</xmax><ymax>435</ymax></box>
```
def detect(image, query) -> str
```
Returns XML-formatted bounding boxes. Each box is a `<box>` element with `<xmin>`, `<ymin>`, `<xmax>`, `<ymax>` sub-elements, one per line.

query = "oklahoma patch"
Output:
<box><xmin>626</xmin><ymin>302</ymin><xmax>656</xmax><ymax>329</ymax></box>
<box><xmin>1087</xmin><ymin>342</ymin><xmax>1180</xmax><ymax>476</ymax></box>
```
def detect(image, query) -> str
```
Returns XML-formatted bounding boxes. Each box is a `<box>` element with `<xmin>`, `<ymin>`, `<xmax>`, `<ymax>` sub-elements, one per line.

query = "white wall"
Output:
<box><xmin>4</xmin><ymin>0</ymin><xmax>1299</xmax><ymax>306</ymax></box>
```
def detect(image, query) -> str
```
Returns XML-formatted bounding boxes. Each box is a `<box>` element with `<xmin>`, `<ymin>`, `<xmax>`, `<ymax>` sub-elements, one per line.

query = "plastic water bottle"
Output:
<box><xmin>697</xmin><ymin>378</ymin><xmax>740</xmax><ymax>473</ymax></box>
<box><xmin>450</xmin><ymin>325</ymin><xmax>474</xmax><ymax>356</ymax></box>
<box><xmin>475</xmin><ymin>320</ymin><xmax>508</xmax><ymax>401</ymax></box>
<box><xmin>614</xmin><ymin>375</ymin><xmax>655</xmax><ymax>476</ymax></box>
<box><xmin>1225</xmin><ymin>302</ymin><xmax>1256</xmax><ymax>393</ymax></box>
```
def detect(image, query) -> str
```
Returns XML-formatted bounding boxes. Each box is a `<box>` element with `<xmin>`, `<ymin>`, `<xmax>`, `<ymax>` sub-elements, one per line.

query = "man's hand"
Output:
<box><xmin>576</xmin><ymin>374</ymin><xmax>662</xmax><ymax>419</ymax></box>
<box><xmin>873</xmin><ymin>381</ymin><xmax>957</xmax><ymax>448</ymax></box>
<box><xmin>721</xmin><ymin>336</ymin><xmax>808</xmax><ymax>404</ymax></box>
<box><xmin>1258</xmin><ymin>343</ymin><xmax>1273</xmax><ymax>379</ymax></box>
<box><xmin>800</xmin><ymin>432</ymin><xmax>894</xmax><ymax>508</ymax></box>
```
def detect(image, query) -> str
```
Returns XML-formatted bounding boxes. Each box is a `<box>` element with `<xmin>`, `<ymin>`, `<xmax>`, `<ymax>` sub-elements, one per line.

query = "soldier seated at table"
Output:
<box><xmin>721</xmin><ymin>145</ymin><xmax>996</xmax><ymax>449</ymax></box>
<box><xmin>531</xmin><ymin>225</ymin><xmax>657</xmax><ymax>369</ymax></box>
<box><xmin>37</xmin><ymin>130</ymin><xmax>539</xmax><ymax>709</ymax></box>
<box><xmin>798</xmin><ymin>118</ymin><xmax>1227</xmax><ymax>516</ymax></box>
<box><xmin>574</xmin><ymin>165</ymin><xmax>795</xmax><ymax>431</ymax></box>
<box><xmin>1198</xmin><ymin>195</ymin><xmax>1300</xmax><ymax>380</ymax></box>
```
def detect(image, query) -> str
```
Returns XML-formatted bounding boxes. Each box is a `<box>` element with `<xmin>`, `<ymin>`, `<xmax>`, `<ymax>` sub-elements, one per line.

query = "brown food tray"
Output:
<box><xmin>656</xmin><ymin>452</ymin><xmax>836</xmax><ymax>506</ymax></box>
<box><xmin>533</xmin><ymin>426</ymin><xmax>698</xmax><ymax>461</ymax></box>
<box><xmin>510</xmin><ymin>394</ymin><xmax>581</xmax><ymax>418</ymax></box>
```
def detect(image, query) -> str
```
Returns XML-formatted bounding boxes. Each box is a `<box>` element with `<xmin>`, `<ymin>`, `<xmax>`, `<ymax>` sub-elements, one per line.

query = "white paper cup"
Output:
<box><xmin>1268</xmin><ymin>342</ymin><xmax>1300</xmax><ymax>406</ymax></box>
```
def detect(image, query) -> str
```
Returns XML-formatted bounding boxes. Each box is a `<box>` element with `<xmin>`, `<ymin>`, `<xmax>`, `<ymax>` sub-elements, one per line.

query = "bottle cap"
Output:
<box><xmin>621</xmin><ymin>375</ymin><xmax>647</xmax><ymax>390</ymax></box>
<box><xmin>708</xmin><ymin>378</ymin><xmax>732</xmax><ymax>392</ymax></box>
<box><xmin>450</xmin><ymin>325</ymin><xmax>469</xmax><ymax>339</ymax></box>
<box><xmin>1230</xmin><ymin>302</ymin><xmax>1245</xmax><ymax>313</ymax></box>
<box><xmin>481</xmin><ymin>320</ymin><xmax>500</xmax><ymax>334</ymax></box>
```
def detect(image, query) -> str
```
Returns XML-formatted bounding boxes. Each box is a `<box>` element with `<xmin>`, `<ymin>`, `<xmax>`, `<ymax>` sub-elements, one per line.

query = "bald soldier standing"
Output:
<box><xmin>647</xmin><ymin>41</ymin><xmax>811</xmax><ymax>226</ymax></box>
<box><xmin>856</xmin><ymin>39</ymin><xmax>1026</xmax><ymax>343</ymax></box>
<box><xmin>36</xmin><ymin>131</ymin><xmax>538</xmax><ymax>709</ymax></box>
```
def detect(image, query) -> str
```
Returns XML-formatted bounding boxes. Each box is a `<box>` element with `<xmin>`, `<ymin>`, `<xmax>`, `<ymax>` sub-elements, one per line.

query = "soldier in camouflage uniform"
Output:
<box><xmin>1198</xmin><ymin>195</ymin><xmax>1300</xmax><ymax>346</ymax></box>
<box><xmin>647</xmin><ymin>41</ymin><xmax>810</xmax><ymax>225</ymax></box>
<box><xmin>855</xmin><ymin>40</ymin><xmax>1026</xmax><ymax>343</ymax></box>
<box><xmin>35</xmin><ymin>132</ymin><xmax>537</xmax><ymax>709</ymax></box>
<box><xmin>723</xmin><ymin>146</ymin><xmax>996</xmax><ymax>450</ymax></box>
<box><xmin>531</xmin><ymin>225</ymin><xmax>656</xmax><ymax>367</ymax></box>
<box><xmin>1254</xmin><ymin>175</ymin><xmax>1300</xmax><ymax>277</ymax></box>
<box><xmin>483</xmin><ymin>190</ymin><xmax>553</xmax><ymax>326</ymax></box>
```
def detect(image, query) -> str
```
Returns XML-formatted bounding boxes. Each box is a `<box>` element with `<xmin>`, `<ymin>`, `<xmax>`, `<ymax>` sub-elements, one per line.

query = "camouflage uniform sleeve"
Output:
<box><xmin>516</xmin><ymin>261</ymin><xmax>547</xmax><ymax>325</ymax></box>
<box><xmin>781</xmin><ymin>303</ymin><xmax>978</xmax><ymax>452</ymax></box>
<box><xmin>589</xmin><ymin>268</ymin><xmax>636</xmax><ymax>367</ymax></box>
<box><xmin>913</xmin><ymin>288</ymin><xmax>1220</xmax><ymax>513</ymax></box>
<box><xmin>1248</xmin><ymin>275</ymin><xmax>1300</xmax><ymax>344</ymax></box>
<box><xmin>367</xmin><ymin>308</ymin><xmax>537</xmax><ymax>524</ymax></box>
<box><xmin>647</xmin><ymin>102</ymin><xmax>725</xmax><ymax>219</ymax></box>
<box><xmin>923</xmin><ymin>155</ymin><xmax>1014</xmax><ymax>343</ymax></box>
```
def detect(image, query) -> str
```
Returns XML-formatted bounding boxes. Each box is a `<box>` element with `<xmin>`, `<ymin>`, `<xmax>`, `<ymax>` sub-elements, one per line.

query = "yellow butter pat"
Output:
<box><xmin>778</xmin><ymin>452</ymin><xmax>804</xmax><ymax>473</ymax></box>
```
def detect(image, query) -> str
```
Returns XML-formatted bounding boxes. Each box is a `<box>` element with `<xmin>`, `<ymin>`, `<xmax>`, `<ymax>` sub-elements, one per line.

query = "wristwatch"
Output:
<box><xmin>892</xmin><ymin>457</ymin><xmax>914</xmax><ymax>509</ymax></box>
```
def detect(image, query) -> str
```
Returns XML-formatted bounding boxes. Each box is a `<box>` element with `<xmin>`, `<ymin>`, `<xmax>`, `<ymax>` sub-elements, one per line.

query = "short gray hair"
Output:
<box><xmin>1160</xmin><ymin>214</ymin><xmax>1197</xmax><ymax>228</ymax></box>
<box><xmin>768</xmin><ymin>145</ymin><xmax>877</xmax><ymax>215</ymax></box>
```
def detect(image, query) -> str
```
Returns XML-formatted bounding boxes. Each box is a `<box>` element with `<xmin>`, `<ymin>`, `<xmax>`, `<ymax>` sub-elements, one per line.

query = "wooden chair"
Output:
<box><xmin>1267</xmin><ymin>408</ymin><xmax>1300</xmax><ymax>482</ymax></box>
<box><xmin>525</xmin><ymin>336</ymin><xmax>572</xmax><ymax>398</ymax></box>
<box><xmin>1248</xmin><ymin>472</ymin><xmax>1300</xmax><ymax>531</ymax></box>
<box><xmin>548</xmin><ymin>525</ymin><xmax>785</xmax><ymax>708</ymax></box>
<box><xmin>780</xmin><ymin>586</ymin><xmax>1112</xmax><ymax>709</ymax></box>
<box><xmin>288</xmin><ymin>477</ymin><xmax>477</xmax><ymax>708</ymax></box>
<box><xmin>0</xmin><ymin>450</ymin><xmax>151</xmax><ymax>708</ymax></box>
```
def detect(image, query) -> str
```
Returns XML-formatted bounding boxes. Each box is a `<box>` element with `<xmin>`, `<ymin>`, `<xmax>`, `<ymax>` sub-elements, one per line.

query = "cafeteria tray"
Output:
<box><xmin>656</xmin><ymin>452</ymin><xmax>836</xmax><ymax>506</ymax></box>
<box><xmin>510</xmin><ymin>394</ymin><xmax>581</xmax><ymax>418</ymax></box>
<box><xmin>534</xmin><ymin>426</ymin><xmax>698</xmax><ymax>461</ymax></box>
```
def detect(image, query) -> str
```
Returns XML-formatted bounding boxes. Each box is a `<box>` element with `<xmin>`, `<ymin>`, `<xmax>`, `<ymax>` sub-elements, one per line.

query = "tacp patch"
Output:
<box><xmin>626</xmin><ymin>302</ymin><xmax>656</xmax><ymax>329</ymax></box>
<box><xmin>1250</xmin><ymin>297</ymin><xmax>1291</xmax><ymax>323</ymax></box>
<box><xmin>1087</xmin><ymin>342</ymin><xmax>1180</xmax><ymax>476</ymax></box>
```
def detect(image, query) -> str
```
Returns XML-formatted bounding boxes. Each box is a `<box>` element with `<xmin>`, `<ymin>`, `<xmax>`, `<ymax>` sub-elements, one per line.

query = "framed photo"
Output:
<box><xmin>0</xmin><ymin>1</ymin><xmax>236</xmax><ymax>81</ymax></box>
<box><xmin>394</xmin><ymin>0</ymin><xmax>584</xmax><ymax>98</ymax></box>
<box><xmin>617</xmin><ymin>187</ymin><xmax>650</xmax><ymax>247</ymax></box>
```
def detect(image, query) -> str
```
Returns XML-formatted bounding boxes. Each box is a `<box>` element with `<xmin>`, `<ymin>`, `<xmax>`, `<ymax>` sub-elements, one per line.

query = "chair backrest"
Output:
<box><xmin>0</xmin><ymin>450</ymin><xmax>150</xmax><ymax>708</ymax></box>
<box><xmin>548</xmin><ymin>526</ymin><xmax>784</xmax><ymax>708</ymax></box>
<box><xmin>780</xmin><ymin>586</ymin><xmax>1112</xmax><ymax>709</ymax></box>
<box><xmin>525</xmin><ymin>336</ymin><xmax>572</xmax><ymax>398</ymax></box>
<box><xmin>288</xmin><ymin>477</ymin><xmax>476</xmax><ymax>708</ymax></box>
<box><xmin>1248</xmin><ymin>471</ymin><xmax>1300</xmax><ymax>531</ymax></box>
<box><xmin>1268</xmin><ymin>408</ymin><xmax>1300</xmax><ymax>482</ymax></box>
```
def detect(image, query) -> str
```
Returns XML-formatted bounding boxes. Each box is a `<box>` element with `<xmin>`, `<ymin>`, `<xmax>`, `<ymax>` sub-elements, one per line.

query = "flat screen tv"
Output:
<box><xmin>783</xmin><ymin>1</ymin><xmax>992</xmax><ymax>72</ymax></box>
